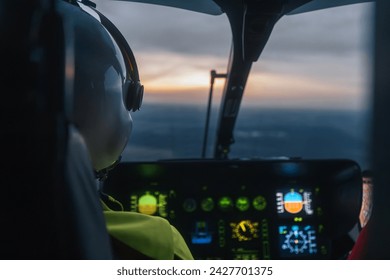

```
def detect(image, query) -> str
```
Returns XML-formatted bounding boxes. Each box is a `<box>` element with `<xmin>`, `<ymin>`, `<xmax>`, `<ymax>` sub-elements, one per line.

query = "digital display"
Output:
<box><xmin>276</xmin><ymin>188</ymin><xmax>314</xmax><ymax>217</ymax></box>
<box><xmin>278</xmin><ymin>224</ymin><xmax>318</xmax><ymax>257</ymax></box>
<box><xmin>191</xmin><ymin>221</ymin><xmax>212</xmax><ymax>244</ymax></box>
<box><xmin>130</xmin><ymin>190</ymin><xmax>173</xmax><ymax>218</ymax></box>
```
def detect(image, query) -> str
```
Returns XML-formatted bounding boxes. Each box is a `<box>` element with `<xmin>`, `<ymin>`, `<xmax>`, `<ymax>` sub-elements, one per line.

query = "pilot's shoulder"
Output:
<box><xmin>103</xmin><ymin>207</ymin><xmax>193</xmax><ymax>260</ymax></box>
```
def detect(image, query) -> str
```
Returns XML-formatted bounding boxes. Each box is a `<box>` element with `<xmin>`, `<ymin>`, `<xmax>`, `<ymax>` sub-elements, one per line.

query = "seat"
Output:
<box><xmin>0</xmin><ymin>1</ymin><xmax>112</xmax><ymax>259</ymax></box>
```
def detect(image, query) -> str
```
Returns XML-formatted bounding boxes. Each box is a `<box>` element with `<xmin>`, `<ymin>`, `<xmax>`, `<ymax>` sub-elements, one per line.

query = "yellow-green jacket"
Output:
<box><xmin>101</xmin><ymin>199</ymin><xmax>194</xmax><ymax>260</ymax></box>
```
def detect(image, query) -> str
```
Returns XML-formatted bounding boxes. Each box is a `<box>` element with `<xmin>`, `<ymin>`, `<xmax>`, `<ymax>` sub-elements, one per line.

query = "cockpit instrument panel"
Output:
<box><xmin>103</xmin><ymin>159</ymin><xmax>361</xmax><ymax>259</ymax></box>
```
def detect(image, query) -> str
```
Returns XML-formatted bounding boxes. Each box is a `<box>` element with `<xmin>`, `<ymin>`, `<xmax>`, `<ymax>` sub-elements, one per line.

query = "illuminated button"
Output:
<box><xmin>252</xmin><ymin>195</ymin><xmax>267</xmax><ymax>211</ymax></box>
<box><xmin>235</xmin><ymin>196</ymin><xmax>250</xmax><ymax>211</ymax></box>
<box><xmin>158</xmin><ymin>194</ymin><xmax>168</xmax><ymax>217</ymax></box>
<box><xmin>130</xmin><ymin>195</ymin><xmax>138</xmax><ymax>212</ymax></box>
<box><xmin>138</xmin><ymin>193</ymin><xmax>157</xmax><ymax>215</ymax></box>
<box><xmin>232</xmin><ymin>248</ymin><xmax>259</xmax><ymax>260</ymax></box>
<box><xmin>201</xmin><ymin>197</ymin><xmax>215</xmax><ymax>212</ymax></box>
<box><xmin>218</xmin><ymin>196</ymin><xmax>233</xmax><ymax>211</ymax></box>
<box><xmin>182</xmin><ymin>198</ymin><xmax>197</xmax><ymax>213</ymax></box>
<box><xmin>217</xmin><ymin>220</ymin><xmax>226</xmax><ymax>248</ymax></box>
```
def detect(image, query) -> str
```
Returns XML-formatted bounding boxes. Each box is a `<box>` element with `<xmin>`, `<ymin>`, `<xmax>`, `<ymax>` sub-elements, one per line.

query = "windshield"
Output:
<box><xmin>94</xmin><ymin>1</ymin><xmax>373</xmax><ymax>170</ymax></box>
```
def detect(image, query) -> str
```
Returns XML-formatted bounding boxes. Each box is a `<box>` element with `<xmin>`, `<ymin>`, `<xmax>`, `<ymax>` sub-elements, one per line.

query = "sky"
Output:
<box><xmin>93</xmin><ymin>0</ymin><xmax>374</xmax><ymax>110</ymax></box>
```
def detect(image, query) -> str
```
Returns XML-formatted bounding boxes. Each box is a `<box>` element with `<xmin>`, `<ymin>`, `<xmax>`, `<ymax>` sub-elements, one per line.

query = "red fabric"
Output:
<box><xmin>348</xmin><ymin>226</ymin><xmax>368</xmax><ymax>259</ymax></box>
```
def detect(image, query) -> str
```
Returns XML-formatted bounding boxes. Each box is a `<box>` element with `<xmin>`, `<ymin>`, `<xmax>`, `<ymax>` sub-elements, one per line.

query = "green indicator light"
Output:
<box><xmin>130</xmin><ymin>195</ymin><xmax>138</xmax><ymax>212</ymax></box>
<box><xmin>218</xmin><ymin>220</ymin><xmax>226</xmax><ymax>248</ymax></box>
<box><xmin>293</xmin><ymin>217</ymin><xmax>303</xmax><ymax>222</ymax></box>
<box><xmin>201</xmin><ymin>197</ymin><xmax>214</xmax><ymax>212</ymax></box>
<box><xmin>218</xmin><ymin>196</ymin><xmax>233</xmax><ymax>211</ymax></box>
<box><xmin>236</xmin><ymin>196</ymin><xmax>250</xmax><ymax>211</ymax></box>
<box><xmin>158</xmin><ymin>194</ymin><xmax>168</xmax><ymax>217</ymax></box>
<box><xmin>253</xmin><ymin>195</ymin><xmax>267</xmax><ymax>211</ymax></box>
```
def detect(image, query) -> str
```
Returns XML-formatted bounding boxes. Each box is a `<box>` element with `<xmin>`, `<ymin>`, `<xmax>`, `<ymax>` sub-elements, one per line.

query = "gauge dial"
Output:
<box><xmin>201</xmin><ymin>197</ymin><xmax>214</xmax><ymax>212</ymax></box>
<box><xmin>253</xmin><ymin>195</ymin><xmax>267</xmax><ymax>211</ymax></box>
<box><xmin>235</xmin><ymin>197</ymin><xmax>250</xmax><ymax>211</ymax></box>
<box><xmin>231</xmin><ymin>220</ymin><xmax>259</xmax><ymax>241</ymax></box>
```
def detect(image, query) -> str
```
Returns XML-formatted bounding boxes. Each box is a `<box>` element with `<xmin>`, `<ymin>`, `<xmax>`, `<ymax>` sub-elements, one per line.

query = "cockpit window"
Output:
<box><xmin>232</xmin><ymin>4</ymin><xmax>373</xmax><ymax>169</ymax></box>
<box><xmin>96</xmin><ymin>1</ymin><xmax>373</xmax><ymax>170</ymax></box>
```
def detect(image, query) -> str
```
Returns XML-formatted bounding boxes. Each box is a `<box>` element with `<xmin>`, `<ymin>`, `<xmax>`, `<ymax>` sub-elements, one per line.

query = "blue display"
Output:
<box><xmin>279</xmin><ymin>224</ymin><xmax>318</xmax><ymax>257</ymax></box>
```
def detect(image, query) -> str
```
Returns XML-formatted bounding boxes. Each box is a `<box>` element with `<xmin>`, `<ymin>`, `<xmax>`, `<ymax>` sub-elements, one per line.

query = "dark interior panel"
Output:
<box><xmin>103</xmin><ymin>159</ymin><xmax>361</xmax><ymax>259</ymax></box>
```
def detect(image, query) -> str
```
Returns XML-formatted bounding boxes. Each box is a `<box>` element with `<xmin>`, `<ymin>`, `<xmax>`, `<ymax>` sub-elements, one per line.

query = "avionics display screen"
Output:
<box><xmin>103</xmin><ymin>159</ymin><xmax>361</xmax><ymax>259</ymax></box>
<box><xmin>129</xmin><ymin>190</ymin><xmax>170</xmax><ymax>217</ymax></box>
<box><xmin>276</xmin><ymin>187</ymin><xmax>314</xmax><ymax>217</ymax></box>
<box><xmin>278</xmin><ymin>224</ymin><xmax>318</xmax><ymax>257</ymax></box>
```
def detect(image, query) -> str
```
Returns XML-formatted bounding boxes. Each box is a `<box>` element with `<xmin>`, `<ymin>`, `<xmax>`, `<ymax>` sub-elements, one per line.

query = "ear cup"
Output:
<box><xmin>124</xmin><ymin>79</ymin><xmax>144</xmax><ymax>112</ymax></box>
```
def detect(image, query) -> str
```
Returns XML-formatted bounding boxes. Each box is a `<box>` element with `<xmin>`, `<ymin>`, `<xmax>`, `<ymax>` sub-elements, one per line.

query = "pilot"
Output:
<box><xmin>58</xmin><ymin>0</ymin><xmax>193</xmax><ymax>259</ymax></box>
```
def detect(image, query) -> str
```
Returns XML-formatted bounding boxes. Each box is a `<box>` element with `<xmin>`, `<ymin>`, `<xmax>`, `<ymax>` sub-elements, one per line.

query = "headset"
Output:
<box><xmin>76</xmin><ymin>0</ymin><xmax>144</xmax><ymax>112</ymax></box>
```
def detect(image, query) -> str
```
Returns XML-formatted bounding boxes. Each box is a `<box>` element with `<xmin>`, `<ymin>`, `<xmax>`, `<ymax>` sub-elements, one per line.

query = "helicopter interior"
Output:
<box><xmin>103</xmin><ymin>159</ymin><xmax>361</xmax><ymax>259</ymax></box>
<box><xmin>1</xmin><ymin>0</ymin><xmax>390</xmax><ymax>260</ymax></box>
<box><xmin>99</xmin><ymin>0</ymin><xmax>375</xmax><ymax>259</ymax></box>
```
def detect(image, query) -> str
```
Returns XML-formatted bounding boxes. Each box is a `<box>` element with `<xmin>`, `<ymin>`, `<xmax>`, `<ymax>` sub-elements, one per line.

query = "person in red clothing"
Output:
<box><xmin>359</xmin><ymin>170</ymin><xmax>374</xmax><ymax>229</ymax></box>
<box><xmin>348</xmin><ymin>224</ymin><xmax>369</xmax><ymax>259</ymax></box>
<box><xmin>348</xmin><ymin>169</ymin><xmax>373</xmax><ymax>259</ymax></box>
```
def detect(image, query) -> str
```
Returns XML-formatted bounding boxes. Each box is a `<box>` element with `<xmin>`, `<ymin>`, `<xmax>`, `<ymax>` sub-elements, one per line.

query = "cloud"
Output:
<box><xmin>94</xmin><ymin>1</ymin><xmax>373</xmax><ymax>58</ymax></box>
<box><xmin>94</xmin><ymin>0</ymin><xmax>231</xmax><ymax>57</ymax></box>
<box><xmin>263</xmin><ymin>3</ymin><xmax>374</xmax><ymax>59</ymax></box>
<box><xmin>92</xmin><ymin>0</ymin><xmax>374</xmax><ymax>110</ymax></box>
